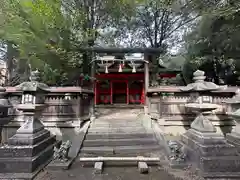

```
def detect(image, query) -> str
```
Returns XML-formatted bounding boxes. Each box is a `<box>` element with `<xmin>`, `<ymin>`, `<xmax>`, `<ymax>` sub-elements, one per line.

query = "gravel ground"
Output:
<box><xmin>35</xmin><ymin>160</ymin><xmax>178</xmax><ymax>180</ymax></box>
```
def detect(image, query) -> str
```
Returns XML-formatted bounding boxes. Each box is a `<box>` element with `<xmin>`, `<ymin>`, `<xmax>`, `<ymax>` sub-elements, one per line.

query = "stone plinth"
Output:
<box><xmin>0</xmin><ymin>105</ymin><xmax>56</xmax><ymax>179</ymax></box>
<box><xmin>181</xmin><ymin>128</ymin><xmax>240</xmax><ymax>178</ymax></box>
<box><xmin>226</xmin><ymin>133</ymin><xmax>240</xmax><ymax>152</ymax></box>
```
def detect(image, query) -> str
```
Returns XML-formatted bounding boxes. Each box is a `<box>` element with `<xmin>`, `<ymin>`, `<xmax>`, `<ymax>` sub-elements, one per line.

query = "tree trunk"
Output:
<box><xmin>6</xmin><ymin>42</ymin><xmax>17</xmax><ymax>85</ymax></box>
<box><xmin>149</xmin><ymin>54</ymin><xmax>160</xmax><ymax>87</ymax></box>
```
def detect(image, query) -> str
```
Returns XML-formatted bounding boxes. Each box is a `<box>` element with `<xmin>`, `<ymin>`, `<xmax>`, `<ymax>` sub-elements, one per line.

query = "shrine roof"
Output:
<box><xmin>78</xmin><ymin>47</ymin><xmax>163</xmax><ymax>53</ymax></box>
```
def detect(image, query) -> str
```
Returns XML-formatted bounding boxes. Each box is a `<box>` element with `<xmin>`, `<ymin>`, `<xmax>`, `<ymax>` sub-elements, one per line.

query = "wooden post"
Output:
<box><xmin>144</xmin><ymin>61</ymin><xmax>149</xmax><ymax>114</ymax></box>
<box><xmin>94</xmin><ymin>81</ymin><xmax>97</xmax><ymax>105</ymax></box>
<box><xmin>141</xmin><ymin>81</ymin><xmax>144</xmax><ymax>104</ymax></box>
<box><xmin>90</xmin><ymin>61</ymin><xmax>96</xmax><ymax>120</ymax></box>
<box><xmin>127</xmin><ymin>80</ymin><xmax>129</xmax><ymax>104</ymax></box>
<box><xmin>110</xmin><ymin>80</ymin><xmax>113</xmax><ymax>104</ymax></box>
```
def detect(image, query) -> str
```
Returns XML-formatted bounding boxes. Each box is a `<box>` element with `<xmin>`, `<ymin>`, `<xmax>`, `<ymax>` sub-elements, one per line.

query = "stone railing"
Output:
<box><xmin>147</xmin><ymin>86</ymin><xmax>237</xmax><ymax>135</ymax></box>
<box><xmin>1</xmin><ymin>86</ymin><xmax>94</xmax><ymax>142</ymax></box>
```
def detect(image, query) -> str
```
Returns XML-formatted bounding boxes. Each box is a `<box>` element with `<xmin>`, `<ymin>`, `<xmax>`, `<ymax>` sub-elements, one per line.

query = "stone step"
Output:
<box><xmin>83</xmin><ymin>138</ymin><xmax>158</xmax><ymax>147</ymax></box>
<box><xmin>90</xmin><ymin>125</ymin><xmax>144</xmax><ymax>129</ymax></box>
<box><xmin>92</xmin><ymin>121</ymin><xmax>142</xmax><ymax>124</ymax></box>
<box><xmin>92</xmin><ymin>121</ymin><xmax>143</xmax><ymax>124</ymax></box>
<box><xmin>91</xmin><ymin>125</ymin><xmax>143</xmax><ymax>128</ymax></box>
<box><xmin>86</xmin><ymin>133</ymin><xmax>155</xmax><ymax>140</ymax></box>
<box><xmin>87</xmin><ymin>128</ymin><xmax>146</xmax><ymax>133</ymax></box>
<box><xmin>80</xmin><ymin>145</ymin><xmax>160</xmax><ymax>155</ymax></box>
<box><xmin>94</xmin><ymin>118</ymin><xmax>141</xmax><ymax>121</ymax></box>
<box><xmin>91</xmin><ymin>122</ymin><xmax>143</xmax><ymax>126</ymax></box>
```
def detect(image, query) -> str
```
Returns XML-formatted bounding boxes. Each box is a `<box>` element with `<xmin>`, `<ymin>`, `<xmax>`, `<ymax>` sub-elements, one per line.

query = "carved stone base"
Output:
<box><xmin>0</xmin><ymin>126</ymin><xmax>56</xmax><ymax>177</ymax></box>
<box><xmin>47</xmin><ymin>158</ymin><xmax>74</xmax><ymax>170</ymax></box>
<box><xmin>8</xmin><ymin>129</ymin><xmax>51</xmax><ymax>145</ymax></box>
<box><xmin>180</xmin><ymin>129</ymin><xmax>240</xmax><ymax>178</ymax></box>
<box><xmin>226</xmin><ymin>132</ymin><xmax>240</xmax><ymax>152</ymax></box>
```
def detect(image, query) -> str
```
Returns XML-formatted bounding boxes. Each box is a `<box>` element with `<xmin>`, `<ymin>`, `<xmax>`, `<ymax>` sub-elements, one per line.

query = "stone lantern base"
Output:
<box><xmin>181</xmin><ymin>129</ymin><xmax>240</xmax><ymax>178</ymax></box>
<box><xmin>226</xmin><ymin>132</ymin><xmax>240</xmax><ymax>152</ymax></box>
<box><xmin>0</xmin><ymin>117</ymin><xmax>56</xmax><ymax>179</ymax></box>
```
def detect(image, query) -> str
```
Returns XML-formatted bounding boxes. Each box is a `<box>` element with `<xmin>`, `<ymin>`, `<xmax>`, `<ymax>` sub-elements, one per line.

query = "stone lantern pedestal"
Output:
<box><xmin>224</xmin><ymin>89</ymin><xmax>240</xmax><ymax>151</ymax></box>
<box><xmin>0</xmin><ymin>71</ymin><xmax>56</xmax><ymax>179</ymax></box>
<box><xmin>0</xmin><ymin>86</ymin><xmax>11</xmax><ymax>144</ymax></box>
<box><xmin>179</xmin><ymin>70</ymin><xmax>240</xmax><ymax>179</ymax></box>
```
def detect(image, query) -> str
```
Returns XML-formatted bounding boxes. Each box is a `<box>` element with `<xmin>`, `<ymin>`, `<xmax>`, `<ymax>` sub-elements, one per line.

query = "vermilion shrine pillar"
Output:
<box><xmin>110</xmin><ymin>81</ymin><xmax>113</xmax><ymax>104</ymax></box>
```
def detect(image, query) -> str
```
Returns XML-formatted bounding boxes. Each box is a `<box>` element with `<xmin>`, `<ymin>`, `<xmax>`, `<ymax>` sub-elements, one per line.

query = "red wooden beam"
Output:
<box><xmin>77</xmin><ymin>47</ymin><xmax>163</xmax><ymax>53</ymax></box>
<box><xmin>95</xmin><ymin>73</ymin><xmax>177</xmax><ymax>79</ymax></box>
<box><xmin>95</xmin><ymin>73</ymin><xmax>144</xmax><ymax>79</ymax></box>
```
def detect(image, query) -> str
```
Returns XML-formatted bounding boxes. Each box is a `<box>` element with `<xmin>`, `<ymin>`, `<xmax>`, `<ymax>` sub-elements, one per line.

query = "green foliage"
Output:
<box><xmin>0</xmin><ymin>0</ymin><xmax>86</xmax><ymax>85</ymax></box>
<box><xmin>184</xmin><ymin>2</ymin><xmax>240</xmax><ymax>84</ymax></box>
<box><xmin>0</xmin><ymin>0</ymin><xmax>144</xmax><ymax>85</ymax></box>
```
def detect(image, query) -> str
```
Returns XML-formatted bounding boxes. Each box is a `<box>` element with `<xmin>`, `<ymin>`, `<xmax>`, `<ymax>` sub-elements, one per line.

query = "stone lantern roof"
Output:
<box><xmin>180</xmin><ymin>70</ymin><xmax>227</xmax><ymax>92</ymax></box>
<box><xmin>224</xmin><ymin>89</ymin><xmax>240</xmax><ymax>104</ymax></box>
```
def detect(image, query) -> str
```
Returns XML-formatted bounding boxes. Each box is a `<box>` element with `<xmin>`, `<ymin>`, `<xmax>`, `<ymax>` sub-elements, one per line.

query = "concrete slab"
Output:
<box><xmin>94</xmin><ymin>161</ymin><xmax>104</xmax><ymax>174</ymax></box>
<box><xmin>68</xmin><ymin>121</ymin><xmax>91</xmax><ymax>159</ymax></box>
<box><xmin>47</xmin><ymin>158</ymin><xmax>74</xmax><ymax>170</ymax></box>
<box><xmin>137</xmin><ymin>156</ymin><xmax>149</xmax><ymax>174</ymax></box>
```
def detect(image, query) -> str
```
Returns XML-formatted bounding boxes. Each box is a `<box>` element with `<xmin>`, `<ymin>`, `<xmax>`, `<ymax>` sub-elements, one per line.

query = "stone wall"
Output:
<box><xmin>1</xmin><ymin>87</ymin><xmax>94</xmax><ymax>143</ymax></box>
<box><xmin>147</xmin><ymin>86</ymin><xmax>237</xmax><ymax>135</ymax></box>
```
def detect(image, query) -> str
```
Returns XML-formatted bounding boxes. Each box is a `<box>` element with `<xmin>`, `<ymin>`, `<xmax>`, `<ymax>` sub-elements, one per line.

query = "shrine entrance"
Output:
<box><xmin>95</xmin><ymin>73</ymin><xmax>145</xmax><ymax>105</ymax></box>
<box><xmin>112</xmin><ymin>80</ymin><xmax>127</xmax><ymax>104</ymax></box>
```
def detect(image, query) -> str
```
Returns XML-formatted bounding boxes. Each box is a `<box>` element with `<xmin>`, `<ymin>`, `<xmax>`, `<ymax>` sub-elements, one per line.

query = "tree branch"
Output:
<box><xmin>165</xmin><ymin>15</ymin><xmax>199</xmax><ymax>39</ymax></box>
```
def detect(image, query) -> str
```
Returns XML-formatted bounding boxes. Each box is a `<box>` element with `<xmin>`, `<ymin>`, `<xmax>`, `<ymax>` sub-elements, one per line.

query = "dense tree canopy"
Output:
<box><xmin>0</xmin><ymin>0</ymin><xmax>84</xmax><ymax>85</ymax></box>
<box><xmin>183</xmin><ymin>0</ymin><xmax>240</xmax><ymax>84</ymax></box>
<box><xmin>2</xmin><ymin>0</ymin><xmax>240</xmax><ymax>85</ymax></box>
<box><xmin>0</xmin><ymin>0</ymin><xmax>201</xmax><ymax>86</ymax></box>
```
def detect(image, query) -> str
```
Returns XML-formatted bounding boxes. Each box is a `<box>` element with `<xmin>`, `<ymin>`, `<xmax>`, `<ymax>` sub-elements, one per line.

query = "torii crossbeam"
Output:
<box><xmin>77</xmin><ymin>47</ymin><xmax>163</xmax><ymax>54</ymax></box>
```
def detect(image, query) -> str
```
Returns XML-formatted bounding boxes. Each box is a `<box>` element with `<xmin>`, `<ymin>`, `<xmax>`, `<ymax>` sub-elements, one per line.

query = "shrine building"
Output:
<box><xmin>79</xmin><ymin>48</ymin><xmax>181</xmax><ymax>105</ymax></box>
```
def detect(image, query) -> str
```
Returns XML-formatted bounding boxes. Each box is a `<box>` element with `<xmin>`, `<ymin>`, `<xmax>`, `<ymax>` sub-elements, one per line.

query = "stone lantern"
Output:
<box><xmin>178</xmin><ymin>70</ymin><xmax>240</xmax><ymax>179</ymax></box>
<box><xmin>180</xmin><ymin>70</ymin><xmax>225</xmax><ymax>132</ymax></box>
<box><xmin>0</xmin><ymin>70</ymin><xmax>56</xmax><ymax>179</ymax></box>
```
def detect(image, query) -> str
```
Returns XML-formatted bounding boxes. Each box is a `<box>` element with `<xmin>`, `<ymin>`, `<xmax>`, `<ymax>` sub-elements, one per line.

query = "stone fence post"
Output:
<box><xmin>0</xmin><ymin>86</ymin><xmax>10</xmax><ymax>144</ymax></box>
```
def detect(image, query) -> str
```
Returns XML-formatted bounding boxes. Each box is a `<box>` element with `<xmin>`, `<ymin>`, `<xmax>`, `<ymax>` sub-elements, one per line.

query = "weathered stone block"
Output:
<box><xmin>0</xmin><ymin>142</ymin><xmax>54</xmax><ymax>173</ymax></box>
<box><xmin>227</xmin><ymin>133</ymin><xmax>240</xmax><ymax>152</ymax></box>
<box><xmin>180</xmin><ymin>129</ymin><xmax>240</xmax><ymax>178</ymax></box>
<box><xmin>94</xmin><ymin>161</ymin><xmax>103</xmax><ymax>174</ymax></box>
<box><xmin>8</xmin><ymin>129</ymin><xmax>51</xmax><ymax>145</ymax></box>
<box><xmin>0</xmin><ymin>135</ymin><xmax>55</xmax><ymax>157</ymax></box>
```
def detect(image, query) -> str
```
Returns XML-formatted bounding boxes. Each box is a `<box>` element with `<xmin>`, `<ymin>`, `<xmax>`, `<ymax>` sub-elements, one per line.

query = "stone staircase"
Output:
<box><xmin>78</xmin><ymin>106</ymin><xmax>161</xmax><ymax>162</ymax></box>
